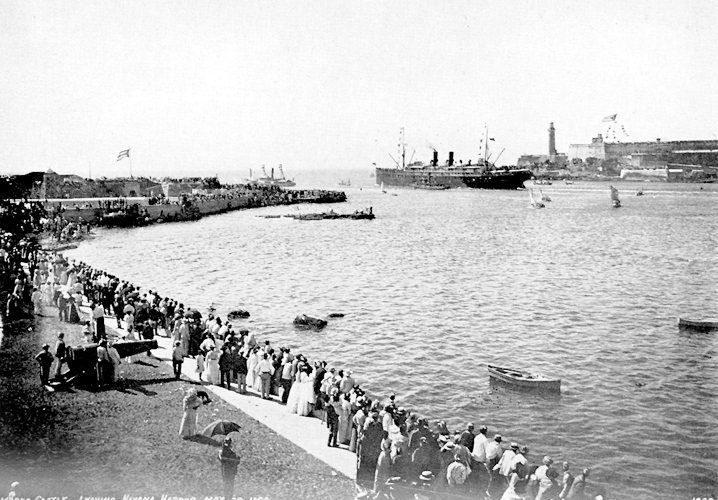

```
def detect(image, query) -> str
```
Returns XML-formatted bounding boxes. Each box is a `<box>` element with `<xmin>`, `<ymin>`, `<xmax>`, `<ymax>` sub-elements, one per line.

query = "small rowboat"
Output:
<box><xmin>488</xmin><ymin>365</ymin><xmax>561</xmax><ymax>392</ymax></box>
<box><xmin>677</xmin><ymin>317</ymin><xmax>718</xmax><ymax>333</ymax></box>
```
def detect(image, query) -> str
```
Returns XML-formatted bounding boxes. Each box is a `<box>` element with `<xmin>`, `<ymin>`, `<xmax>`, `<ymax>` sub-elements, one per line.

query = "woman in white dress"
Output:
<box><xmin>337</xmin><ymin>393</ymin><xmax>353</xmax><ymax>444</ymax></box>
<box><xmin>246</xmin><ymin>348</ymin><xmax>258</xmax><ymax>390</ymax></box>
<box><xmin>297</xmin><ymin>368</ymin><xmax>316</xmax><ymax>417</ymax></box>
<box><xmin>41</xmin><ymin>280</ymin><xmax>53</xmax><ymax>306</ymax></box>
<box><xmin>196</xmin><ymin>350</ymin><xmax>206</xmax><ymax>381</ymax></box>
<box><xmin>178</xmin><ymin>388</ymin><xmax>203</xmax><ymax>438</ymax></box>
<box><xmin>286</xmin><ymin>367</ymin><xmax>303</xmax><ymax>414</ymax></box>
<box><xmin>206</xmin><ymin>345</ymin><xmax>220</xmax><ymax>384</ymax></box>
<box><xmin>251</xmin><ymin>350</ymin><xmax>263</xmax><ymax>392</ymax></box>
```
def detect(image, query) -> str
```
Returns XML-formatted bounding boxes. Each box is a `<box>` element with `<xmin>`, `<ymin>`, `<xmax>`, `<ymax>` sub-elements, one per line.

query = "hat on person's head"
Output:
<box><xmin>223</xmin><ymin>437</ymin><xmax>232</xmax><ymax>445</ymax></box>
<box><xmin>543</xmin><ymin>456</ymin><xmax>553</xmax><ymax>465</ymax></box>
<box><xmin>438</xmin><ymin>435</ymin><xmax>450</xmax><ymax>444</ymax></box>
<box><xmin>510</xmin><ymin>442</ymin><xmax>518</xmax><ymax>450</ymax></box>
<box><xmin>467</xmin><ymin>422</ymin><xmax>475</xmax><ymax>429</ymax></box>
<box><xmin>174</xmin><ymin>341</ymin><xmax>181</xmax><ymax>346</ymax></box>
<box><xmin>42</xmin><ymin>343</ymin><xmax>50</xmax><ymax>349</ymax></box>
<box><xmin>57</xmin><ymin>332</ymin><xmax>64</xmax><ymax>338</ymax></box>
<box><xmin>479</xmin><ymin>425</ymin><xmax>488</xmax><ymax>433</ymax></box>
<box><xmin>419</xmin><ymin>471</ymin><xmax>435</xmax><ymax>482</ymax></box>
<box><xmin>419</xmin><ymin>436</ymin><xmax>428</xmax><ymax>443</ymax></box>
<box><xmin>519</xmin><ymin>445</ymin><xmax>529</xmax><ymax>455</ymax></box>
<box><xmin>329</xmin><ymin>367</ymin><xmax>335</xmax><ymax>372</ymax></box>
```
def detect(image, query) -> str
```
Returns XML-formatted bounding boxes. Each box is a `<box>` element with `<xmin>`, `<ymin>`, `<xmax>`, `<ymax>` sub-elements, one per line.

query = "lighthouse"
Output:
<box><xmin>549</xmin><ymin>122</ymin><xmax>556</xmax><ymax>156</ymax></box>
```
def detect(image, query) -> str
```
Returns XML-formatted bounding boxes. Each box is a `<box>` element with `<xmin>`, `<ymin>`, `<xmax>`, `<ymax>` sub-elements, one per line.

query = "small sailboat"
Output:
<box><xmin>635</xmin><ymin>189</ymin><xmax>644</xmax><ymax>196</ymax></box>
<box><xmin>529</xmin><ymin>188</ymin><xmax>545</xmax><ymax>208</ymax></box>
<box><xmin>539</xmin><ymin>189</ymin><xmax>551</xmax><ymax>202</ymax></box>
<box><xmin>610</xmin><ymin>185</ymin><xmax>621</xmax><ymax>208</ymax></box>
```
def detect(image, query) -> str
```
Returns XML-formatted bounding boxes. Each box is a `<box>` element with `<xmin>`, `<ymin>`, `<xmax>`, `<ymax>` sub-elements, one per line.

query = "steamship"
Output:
<box><xmin>376</xmin><ymin>128</ymin><xmax>534</xmax><ymax>190</ymax></box>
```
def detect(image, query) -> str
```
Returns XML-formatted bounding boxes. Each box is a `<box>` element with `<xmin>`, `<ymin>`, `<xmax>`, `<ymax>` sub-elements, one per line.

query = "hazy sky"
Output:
<box><xmin>2</xmin><ymin>0</ymin><xmax>717</xmax><ymax>179</ymax></box>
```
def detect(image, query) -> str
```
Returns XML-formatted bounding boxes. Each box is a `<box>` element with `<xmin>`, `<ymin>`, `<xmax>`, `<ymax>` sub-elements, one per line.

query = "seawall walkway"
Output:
<box><xmin>92</xmin><ymin>312</ymin><xmax>357</xmax><ymax>481</ymax></box>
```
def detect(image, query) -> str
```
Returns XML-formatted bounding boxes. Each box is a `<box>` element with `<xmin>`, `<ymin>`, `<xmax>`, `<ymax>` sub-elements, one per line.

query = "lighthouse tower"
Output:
<box><xmin>548</xmin><ymin>122</ymin><xmax>556</xmax><ymax>156</ymax></box>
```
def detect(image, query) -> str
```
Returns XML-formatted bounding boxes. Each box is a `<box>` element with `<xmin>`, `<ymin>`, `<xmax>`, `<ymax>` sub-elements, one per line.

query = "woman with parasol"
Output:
<box><xmin>179</xmin><ymin>387</ymin><xmax>210</xmax><ymax>438</ymax></box>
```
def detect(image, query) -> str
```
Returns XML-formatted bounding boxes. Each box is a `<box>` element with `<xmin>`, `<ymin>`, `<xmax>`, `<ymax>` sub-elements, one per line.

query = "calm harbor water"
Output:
<box><xmin>64</xmin><ymin>174</ymin><xmax>718</xmax><ymax>500</ymax></box>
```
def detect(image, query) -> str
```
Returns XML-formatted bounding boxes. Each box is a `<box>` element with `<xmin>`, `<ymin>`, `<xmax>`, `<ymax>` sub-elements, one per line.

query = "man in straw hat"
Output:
<box><xmin>495</xmin><ymin>440</ymin><xmax>518</xmax><ymax>483</ymax></box>
<box><xmin>415</xmin><ymin>471</ymin><xmax>435</xmax><ymax>500</ymax></box>
<box><xmin>534</xmin><ymin>455</ymin><xmax>556</xmax><ymax>500</ymax></box>
<box><xmin>485</xmin><ymin>434</ymin><xmax>504</xmax><ymax>495</ymax></box>
<box><xmin>34</xmin><ymin>344</ymin><xmax>54</xmax><ymax>385</ymax></box>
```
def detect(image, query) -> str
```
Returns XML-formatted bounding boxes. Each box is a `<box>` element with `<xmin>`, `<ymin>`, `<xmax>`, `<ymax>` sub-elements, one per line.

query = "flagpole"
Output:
<box><xmin>129</xmin><ymin>151</ymin><xmax>133</xmax><ymax>179</ymax></box>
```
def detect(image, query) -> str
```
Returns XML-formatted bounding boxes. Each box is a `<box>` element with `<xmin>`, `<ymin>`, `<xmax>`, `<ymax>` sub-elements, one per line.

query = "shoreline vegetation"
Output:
<box><xmin>0</xmin><ymin>196</ymin><xmax>606</xmax><ymax>500</ymax></box>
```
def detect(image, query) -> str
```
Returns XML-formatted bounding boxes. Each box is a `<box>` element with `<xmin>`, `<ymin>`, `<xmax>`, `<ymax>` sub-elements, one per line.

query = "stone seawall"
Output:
<box><xmin>56</xmin><ymin>191</ymin><xmax>345</xmax><ymax>225</ymax></box>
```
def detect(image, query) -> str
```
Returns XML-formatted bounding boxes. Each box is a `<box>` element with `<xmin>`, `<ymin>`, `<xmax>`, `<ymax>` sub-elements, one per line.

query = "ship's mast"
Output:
<box><xmin>399</xmin><ymin>127</ymin><xmax>406</xmax><ymax>169</ymax></box>
<box><xmin>483</xmin><ymin>124</ymin><xmax>489</xmax><ymax>164</ymax></box>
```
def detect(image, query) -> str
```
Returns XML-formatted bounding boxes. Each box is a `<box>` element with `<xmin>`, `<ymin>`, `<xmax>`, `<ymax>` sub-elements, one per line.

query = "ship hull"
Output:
<box><xmin>376</xmin><ymin>167</ymin><xmax>533</xmax><ymax>190</ymax></box>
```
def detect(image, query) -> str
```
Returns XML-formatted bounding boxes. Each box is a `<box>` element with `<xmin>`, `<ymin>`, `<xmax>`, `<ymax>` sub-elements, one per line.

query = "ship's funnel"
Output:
<box><xmin>448</xmin><ymin>152</ymin><xmax>454</xmax><ymax>166</ymax></box>
<box><xmin>433</xmin><ymin>151</ymin><xmax>439</xmax><ymax>166</ymax></box>
<box><xmin>271</xmin><ymin>167</ymin><xmax>274</xmax><ymax>179</ymax></box>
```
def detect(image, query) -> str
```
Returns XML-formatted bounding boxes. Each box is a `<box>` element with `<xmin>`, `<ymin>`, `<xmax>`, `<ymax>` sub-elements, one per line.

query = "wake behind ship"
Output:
<box><xmin>376</xmin><ymin>129</ymin><xmax>533</xmax><ymax>190</ymax></box>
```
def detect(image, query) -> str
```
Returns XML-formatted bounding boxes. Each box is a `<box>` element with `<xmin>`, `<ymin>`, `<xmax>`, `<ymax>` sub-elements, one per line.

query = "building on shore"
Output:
<box><xmin>2</xmin><ymin>170</ymin><xmax>213</xmax><ymax>199</ymax></box>
<box><xmin>569</xmin><ymin>135</ymin><xmax>718</xmax><ymax>181</ymax></box>
<box><xmin>517</xmin><ymin>122</ymin><xmax>569</xmax><ymax>173</ymax></box>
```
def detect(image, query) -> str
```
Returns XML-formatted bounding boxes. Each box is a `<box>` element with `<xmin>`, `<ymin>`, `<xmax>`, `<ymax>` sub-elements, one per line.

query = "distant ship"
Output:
<box><xmin>376</xmin><ymin>128</ymin><xmax>534</xmax><ymax>190</ymax></box>
<box><xmin>252</xmin><ymin>165</ymin><xmax>296</xmax><ymax>187</ymax></box>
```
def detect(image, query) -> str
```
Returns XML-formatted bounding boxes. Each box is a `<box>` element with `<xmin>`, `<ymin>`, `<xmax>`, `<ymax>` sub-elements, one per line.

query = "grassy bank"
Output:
<box><xmin>0</xmin><ymin>306</ymin><xmax>354</xmax><ymax>499</ymax></box>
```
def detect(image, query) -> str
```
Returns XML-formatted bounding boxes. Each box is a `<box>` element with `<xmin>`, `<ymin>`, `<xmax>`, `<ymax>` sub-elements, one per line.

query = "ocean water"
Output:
<box><xmin>64</xmin><ymin>174</ymin><xmax>718</xmax><ymax>500</ymax></box>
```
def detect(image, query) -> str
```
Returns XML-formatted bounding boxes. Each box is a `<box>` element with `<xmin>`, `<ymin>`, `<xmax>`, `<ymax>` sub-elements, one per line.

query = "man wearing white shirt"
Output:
<box><xmin>256</xmin><ymin>353</ymin><xmax>274</xmax><ymax>399</ymax></box>
<box><xmin>92</xmin><ymin>301</ymin><xmax>105</xmax><ymax>339</ymax></box>
<box><xmin>470</xmin><ymin>425</ymin><xmax>489</xmax><ymax>486</ymax></box>
<box><xmin>509</xmin><ymin>444</ymin><xmax>529</xmax><ymax>471</ymax></box>
<box><xmin>495</xmin><ymin>441</ymin><xmax>518</xmax><ymax>480</ymax></box>
<box><xmin>485</xmin><ymin>435</ymin><xmax>507</xmax><ymax>498</ymax></box>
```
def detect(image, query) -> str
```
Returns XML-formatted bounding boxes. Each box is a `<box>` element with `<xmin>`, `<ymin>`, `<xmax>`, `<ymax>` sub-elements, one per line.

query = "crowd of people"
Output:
<box><xmin>15</xmin><ymin>250</ymin><xmax>600</xmax><ymax>500</ymax></box>
<box><xmin>1</xmin><ymin>199</ymin><xmax>601</xmax><ymax>500</ymax></box>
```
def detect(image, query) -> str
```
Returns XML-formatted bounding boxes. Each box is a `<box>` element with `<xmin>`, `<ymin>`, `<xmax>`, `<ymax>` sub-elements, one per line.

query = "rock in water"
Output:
<box><xmin>293</xmin><ymin>314</ymin><xmax>328</xmax><ymax>329</ymax></box>
<box><xmin>227</xmin><ymin>309</ymin><xmax>250</xmax><ymax>320</ymax></box>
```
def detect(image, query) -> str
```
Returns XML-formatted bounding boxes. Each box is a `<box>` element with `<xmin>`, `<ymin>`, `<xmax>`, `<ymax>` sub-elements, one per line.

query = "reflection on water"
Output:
<box><xmin>64</xmin><ymin>180</ymin><xmax>718</xmax><ymax>500</ymax></box>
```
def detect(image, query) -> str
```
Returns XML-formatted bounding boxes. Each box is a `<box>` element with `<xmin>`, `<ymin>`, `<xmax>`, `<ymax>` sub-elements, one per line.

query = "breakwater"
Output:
<box><xmin>50</xmin><ymin>187</ymin><xmax>347</xmax><ymax>227</ymax></box>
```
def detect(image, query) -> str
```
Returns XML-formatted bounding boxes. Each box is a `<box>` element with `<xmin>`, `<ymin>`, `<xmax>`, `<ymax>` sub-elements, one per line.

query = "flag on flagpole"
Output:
<box><xmin>602</xmin><ymin>114</ymin><xmax>617</xmax><ymax>122</ymax></box>
<box><xmin>117</xmin><ymin>149</ymin><xmax>130</xmax><ymax>161</ymax></box>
